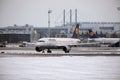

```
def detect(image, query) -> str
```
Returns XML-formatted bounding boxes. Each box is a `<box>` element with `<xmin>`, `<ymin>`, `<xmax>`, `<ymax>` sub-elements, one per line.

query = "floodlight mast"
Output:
<box><xmin>48</xmin><ymin>9</ymin><xmax>52</xmax><ymax>37</ymax></box>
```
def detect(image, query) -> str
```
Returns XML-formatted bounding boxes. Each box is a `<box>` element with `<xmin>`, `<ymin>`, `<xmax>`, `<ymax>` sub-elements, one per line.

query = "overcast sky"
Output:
<box><xmin>0</xmin><ymin>0</ymin><xmax>120</xmax><ymax>27</ymax></box>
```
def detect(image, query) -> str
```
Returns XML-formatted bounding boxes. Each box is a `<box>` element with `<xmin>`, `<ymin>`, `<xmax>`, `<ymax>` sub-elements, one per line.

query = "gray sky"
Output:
<box><xmin>0</xmin><ymin>0</ymin><xmax>120</xmax><ymax>27</ymax></box>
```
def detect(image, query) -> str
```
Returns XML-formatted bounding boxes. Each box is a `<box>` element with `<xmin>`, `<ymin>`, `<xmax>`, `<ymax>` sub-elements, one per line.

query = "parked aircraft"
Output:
<box><xmin>88</xmin><ymin>29</ymin><xmax>120</xmax><ymax>47</ymax></box>
<box><xmin>35</xmin><ymin>24</ymin><xmax>81</xmax><ymax>53</ymax></box>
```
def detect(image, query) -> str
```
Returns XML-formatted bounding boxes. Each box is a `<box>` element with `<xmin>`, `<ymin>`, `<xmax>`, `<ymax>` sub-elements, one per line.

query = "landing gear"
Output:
<box><xmin>42</xmin><ymin>50</ymin><xmax>45</xmax><ymax>53</ymax></box>
<box><xmin>65</xmin><ymin>51</ymin><xmax>69</xmax><ymax>53</ymax></box>
<box><xmin>47</xmin><ymin>49</ymin><xmax>52</xmax><ymax>53</ymax></box>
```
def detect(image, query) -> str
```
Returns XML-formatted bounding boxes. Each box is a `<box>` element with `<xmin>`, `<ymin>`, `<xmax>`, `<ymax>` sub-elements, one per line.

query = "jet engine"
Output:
<box><xmin>35</xmin><ymin>47</ymin><xmax>42</xmax><ymax>52</ymax></box>
<box><xmin>63</xmin><ymin>46</ymin><xmax>71</xmax><ymax>53</ymax></box>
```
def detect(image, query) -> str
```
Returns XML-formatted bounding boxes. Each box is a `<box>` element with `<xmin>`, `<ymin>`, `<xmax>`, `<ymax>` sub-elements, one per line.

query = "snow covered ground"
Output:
<box><xmin>0</xmin><ymin>56</ymin><xmax>120</xmax><ymax>80</ymax></box>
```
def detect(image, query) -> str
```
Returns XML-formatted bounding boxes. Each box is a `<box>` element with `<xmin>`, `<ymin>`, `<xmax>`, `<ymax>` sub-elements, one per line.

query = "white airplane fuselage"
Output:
<box><xmin>88</xmin><ymin>38</ymin><xmax>119</xmax><ymax>44</ymax></box>
<box><xmin>35</xmin><ymin>38</ymin><xmax>80</xmax><ymax>53</ymax></box>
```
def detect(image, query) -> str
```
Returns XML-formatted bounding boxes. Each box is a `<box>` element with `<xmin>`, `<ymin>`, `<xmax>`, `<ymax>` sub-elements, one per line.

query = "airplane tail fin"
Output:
<box><xmin>88</xmin><ymin>29</ymin><xmax>98</xmax><ymax>38</ymax></box>
<box><xmin>72</xmin><ymin>24</ymin><xmax>79</xmax><ymax>38</ymax></box>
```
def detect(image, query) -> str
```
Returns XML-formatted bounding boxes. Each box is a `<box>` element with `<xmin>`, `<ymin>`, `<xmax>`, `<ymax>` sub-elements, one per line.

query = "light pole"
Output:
<box><xmin>48</xmin><ymin>9</ymin><xmax>52</xmax><ymax>37</ymax></box>
<box><xmin>117</xmin><ymin>7</ymin><xmax>120</xmax><ymax>47</ymax></box>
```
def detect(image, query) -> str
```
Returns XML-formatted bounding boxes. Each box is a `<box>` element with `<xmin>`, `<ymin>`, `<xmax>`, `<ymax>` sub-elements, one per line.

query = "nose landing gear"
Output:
<box><xmin>47</xmin><ymin>49</ymin><xmax>52</xmax><ymax>53</ymax></box>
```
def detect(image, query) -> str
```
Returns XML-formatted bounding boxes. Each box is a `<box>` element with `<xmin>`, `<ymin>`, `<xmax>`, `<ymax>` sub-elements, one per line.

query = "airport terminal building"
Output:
<box><xmin>0</xmin><ymin>22</ymin><xmax>120</xmax><ymax>43</ymax></box>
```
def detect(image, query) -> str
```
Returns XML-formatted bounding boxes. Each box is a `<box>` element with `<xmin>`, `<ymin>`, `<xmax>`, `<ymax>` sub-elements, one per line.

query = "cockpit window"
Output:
<box><xmin>38</xmin><ymin>40</ymin><xmax>45</xmax><ymax>42</ymax></box>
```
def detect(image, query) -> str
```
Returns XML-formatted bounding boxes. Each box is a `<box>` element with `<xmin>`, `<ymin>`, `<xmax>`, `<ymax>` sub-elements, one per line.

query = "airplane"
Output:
<box><xmin>35</xmin><ymin>24</ymin><xmax>81</xmax><ymax>53</ymax></box>
<box><xmin>88</xmin><ymin>29</ymin><xmax>120</xmax><ymax>47</ymax></box>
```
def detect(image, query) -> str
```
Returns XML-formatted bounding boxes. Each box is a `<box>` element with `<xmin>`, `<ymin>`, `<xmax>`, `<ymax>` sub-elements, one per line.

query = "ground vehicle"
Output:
<box><xmin>0</xmin><ymin>41</ymin><xmax>7</xmax><ymax>47</ymax></box>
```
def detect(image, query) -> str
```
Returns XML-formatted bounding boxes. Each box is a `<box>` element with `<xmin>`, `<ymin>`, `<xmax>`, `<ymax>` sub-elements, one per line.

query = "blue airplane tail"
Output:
<box><xmin>72</xmin><ymin>24</ymin><xmax>79</xmax><ymax>38</ymax></box>
<box><xmin>88</xmin><ymin>29</ymin><xmax>98</xmax><ymax>38</ymax></box>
